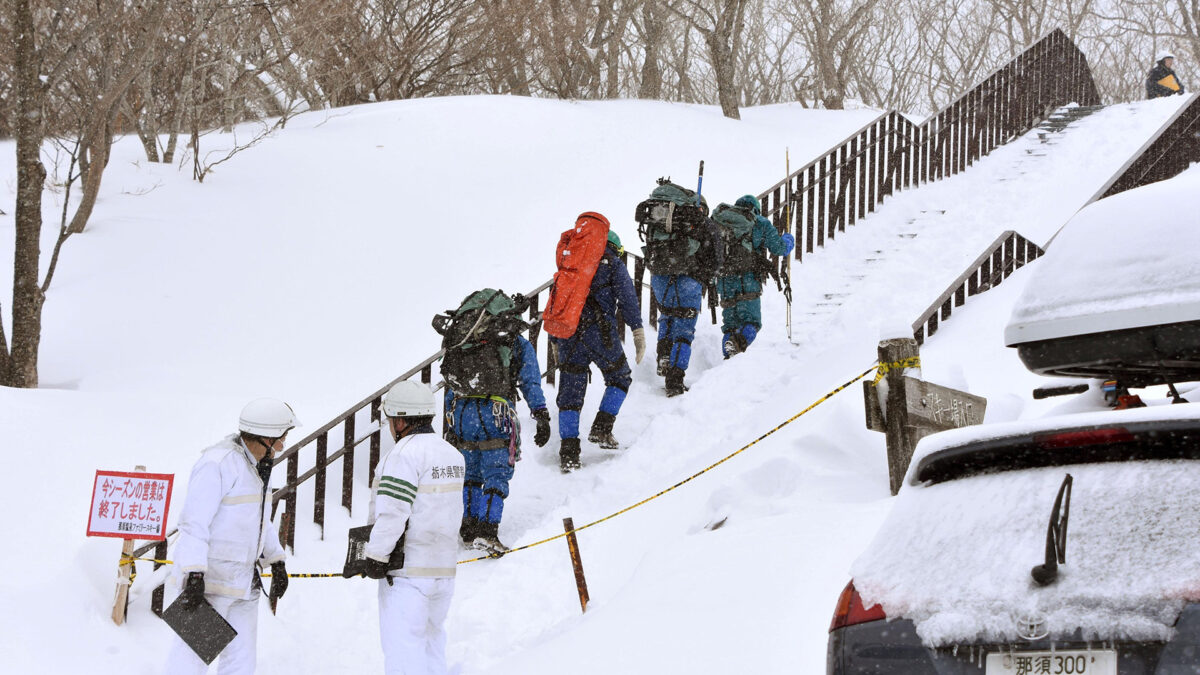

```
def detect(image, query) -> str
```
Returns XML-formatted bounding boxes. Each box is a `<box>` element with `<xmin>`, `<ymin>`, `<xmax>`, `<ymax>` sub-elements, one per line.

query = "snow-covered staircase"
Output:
<box><xmin>782</xmin><ymin>99</ymin><xmax>1189</xmax><ymax>344</ymax></box>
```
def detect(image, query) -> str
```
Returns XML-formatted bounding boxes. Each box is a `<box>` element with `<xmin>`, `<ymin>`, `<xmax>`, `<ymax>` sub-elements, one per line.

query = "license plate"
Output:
<box><xmin>985</xmin><ymin>649</ymin><xmax>1117</xmax><ymax>674</ymax></box>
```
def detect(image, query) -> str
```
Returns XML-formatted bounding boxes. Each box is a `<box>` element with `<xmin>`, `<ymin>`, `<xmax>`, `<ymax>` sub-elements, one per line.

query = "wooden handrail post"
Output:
<box><xmin>563</xmin><ymin>517</ymin><xmax>590</xmax><ymax>613</ymax></box>
<box><xmin>151</xmin><ymin>539</ymin><xmax>168</xmax><ymax>617</ymax></box>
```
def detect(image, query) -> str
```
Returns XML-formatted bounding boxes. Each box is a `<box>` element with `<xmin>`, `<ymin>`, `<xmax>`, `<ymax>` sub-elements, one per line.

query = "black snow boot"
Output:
<box><xmin>459</xmin><ymin>516</ymin><xmax>481</xmax><ymax>546</ymax></box>
<box><xmin>559</xmin><ymin>437</ymin><xmax>582</xmax><ymax>473</ymax></box>
<box><xmin>664</xmin><ymin>367</ymin><xmax>689</xmax><ymax>397</ymax></box>
<box><xmin>656</xmin><ymin>339</ymin><xmax>671</xmax><ymax>376</ymax></box>
<box><xmin>472</xmin><ymin>521</ymin><xmax>510</xmax><ymax>558</ymax></box>
<box><xmin>722</xmin><ymin>331</ymin><xmax>749</xmax><ymax>359</ymax></box>
<box><xmin>588</xmin><ymin>411</ymin><xmax>619</xmax><ymax>449</ymax></box>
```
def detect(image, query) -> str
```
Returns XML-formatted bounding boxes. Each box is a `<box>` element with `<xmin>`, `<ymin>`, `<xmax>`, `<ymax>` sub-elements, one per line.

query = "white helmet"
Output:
<box><xmin>239</xmin><ymin>398</ymin><xmax>300</xmax><ymax>437</ymax></box>
<box><xmin>1157</xmin><ymin>51</ymin><xmax>1175</xmax><ymax>63</ymax></box>
<box><xmin>382</xmin><ymin>380</ymin><xmax>436</xmax><ymax>418</ymax></box>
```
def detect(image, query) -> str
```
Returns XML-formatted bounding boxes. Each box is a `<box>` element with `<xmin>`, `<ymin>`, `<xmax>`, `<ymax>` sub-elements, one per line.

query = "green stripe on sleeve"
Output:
<box><xmin>377</xmin><ymin>488</ymin><xmax>414</xmax><ymax>504</ymax></box>
<box><xmin>379</xmin><ymin>482</ymin><xmax>416</xmax><ymax>499</ymax></box>
<box><xmin>380</xmin><ymin>476</ymin><xmax>417</xmax><ymax>492</ymax></box>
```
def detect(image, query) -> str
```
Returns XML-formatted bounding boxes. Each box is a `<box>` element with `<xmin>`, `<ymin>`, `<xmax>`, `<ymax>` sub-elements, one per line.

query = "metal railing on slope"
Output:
<box><xmin>1095</xmin><ymin>94</ymin><xmax>1200</xmax><ymax>200</ymax></box>
<box><xmin>911</xmin><ymin>231</ymin><xmax>1045</xmax><ymax>345</ymax></box>
<box><xmin>755</xmin><ymin>29</ymin><xmax>1098</xmax><ymax>265</ymax></box>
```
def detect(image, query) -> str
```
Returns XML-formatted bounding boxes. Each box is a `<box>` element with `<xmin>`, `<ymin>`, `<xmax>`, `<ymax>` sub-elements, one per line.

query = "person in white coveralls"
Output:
<box><xmin>164</xmin><ymin>398</ymin><xmax>299</xmax><ymax>674</ymax></box>
<box><xmin>351</xmin><ymin>380</ymin><xmax>465</xmax><ymax>675</ymax></box>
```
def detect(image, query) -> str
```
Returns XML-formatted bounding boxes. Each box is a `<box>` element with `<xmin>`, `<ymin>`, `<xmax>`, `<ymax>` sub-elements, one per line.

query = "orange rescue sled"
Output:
<box><xmin>543</xmin><ymin>212</ymin><xmax>611</xmax><ymax>339</ymax></box>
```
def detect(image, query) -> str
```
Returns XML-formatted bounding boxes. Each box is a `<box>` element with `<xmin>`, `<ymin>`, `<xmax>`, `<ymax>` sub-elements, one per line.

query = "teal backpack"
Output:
<box><xmin>634</xmin><ymin>179</ymin><xmax>710</xmax><ymax>276</ymax></box>
<box><xmin>432</xmin><ymin>289</ymin><xmax>529</xmax><ymax>399</ymax></box>
<box><xmin>711</xmin><ymin>203</ymin><xmax>758</xmax><ymax>275</ymax></box>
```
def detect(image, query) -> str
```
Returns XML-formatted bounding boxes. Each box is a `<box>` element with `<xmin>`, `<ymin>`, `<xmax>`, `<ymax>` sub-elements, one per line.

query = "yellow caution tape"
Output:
<box><xmin>121</xmin><ymin>363</ymin><xmax>882</xmax><ymax>572</ymax></box>
<box><xmin>869</xmin><ymin>356</ymin><xmax>921</xmax><ymax>386</ymax></box>
<box><xmin>456</xmin><ymin>364</ymin><xmax>880</xmax><ymax>564</ymax></box>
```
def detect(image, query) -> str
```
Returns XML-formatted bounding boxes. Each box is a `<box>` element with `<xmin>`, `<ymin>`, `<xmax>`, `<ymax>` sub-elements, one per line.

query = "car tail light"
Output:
<box><xmin>830</xmin><ymin>580</ymin><xmax>886</xmax><ymax>632</ymax></box>
<box><xmin>1035</xmin><ymin>427</ymin><xmax>1134</xmax><ymax>449</ymax></box>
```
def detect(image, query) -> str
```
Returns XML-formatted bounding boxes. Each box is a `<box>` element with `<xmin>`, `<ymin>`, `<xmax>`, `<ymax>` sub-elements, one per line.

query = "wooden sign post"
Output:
<box><xmin>865</xmin><ymin>339</ymin><xmax>987</xmax><ymax>494</ymax></box>
<box><xmin>113</xmin><ymin>465</ymin><xmax>144</xmax><ymax>625</ymax></box>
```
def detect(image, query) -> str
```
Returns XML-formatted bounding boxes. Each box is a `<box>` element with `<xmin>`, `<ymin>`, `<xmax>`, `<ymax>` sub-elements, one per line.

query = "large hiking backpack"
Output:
<box><xmin>711</xmin><ymin>203</ymin><xmax>759</xmax><ymax>275</ymax></box>
<box><xmin>634</xmin><ymin>179</ymin><xmax>710</xmax><ymax>276</ymax></box>
<box><xmin>543</xmin><ymin>212</ymin><xmax>610</xmax><ymax>339</ymax></box>
<box><xmin>432</xmin><ymin>289</ymin><xmax>529</xmax><ymax>398</ymax></box>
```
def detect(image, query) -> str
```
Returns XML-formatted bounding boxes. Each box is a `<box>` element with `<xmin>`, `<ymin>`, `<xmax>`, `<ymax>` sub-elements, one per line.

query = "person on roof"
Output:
<box><xmin>1147</xmin><ymin>51</ymin><xmax>1185</xmax><ymax>98</ymax></box>
<box><xmin>164</xmin><ymin>398</ymin><xmax>298</xmax><ymax>674</ymax></box>
<box><xmin>552</xmin><ymin>229</ymin><xmax>646</xmax><ymax>471</ymax></box>
<box><xmin>714</xmin><ymin>195</ymin><xmax>795</xmax><ymax>358</ymax></box>
<box><xmin>349</xmin><ymin>380</ymin><xmax>464</xmax><ymax>675</ymax></box>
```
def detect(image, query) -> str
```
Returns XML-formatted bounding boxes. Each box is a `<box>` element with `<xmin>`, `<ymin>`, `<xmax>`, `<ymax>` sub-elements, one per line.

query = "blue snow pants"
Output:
<box><xmin>718</xmin><ymin>272</ymin><xmax>763</xmax><ymax>351</ymax></box>
<box><xmin>651</xmin><ymin>274</ymin><xmax>704</xmax><ymax>372</ymax></box>
<box><xmin>553</xmin><ymin>329</ymin><xmax>632</xmax><ymax>439</ymax></box>
<box><xmin>444</xmin><ymin>395</ymin><xmax>517</xmax><ymax>526</ymax></box>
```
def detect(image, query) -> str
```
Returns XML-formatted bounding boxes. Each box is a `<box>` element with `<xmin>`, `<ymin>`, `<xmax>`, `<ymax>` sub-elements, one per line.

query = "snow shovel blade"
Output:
<box><xmin>163</xmin><ymin>595</ymin><xmax>237</xmax><ymax>665</ymax></box>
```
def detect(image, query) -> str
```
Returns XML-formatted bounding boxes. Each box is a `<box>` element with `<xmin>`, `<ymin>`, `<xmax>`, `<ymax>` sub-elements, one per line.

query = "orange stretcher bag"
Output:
<box><xmin>543</xmin><ymin>212</ymin><xmax>611</xmax><ymax>339</ymax></box>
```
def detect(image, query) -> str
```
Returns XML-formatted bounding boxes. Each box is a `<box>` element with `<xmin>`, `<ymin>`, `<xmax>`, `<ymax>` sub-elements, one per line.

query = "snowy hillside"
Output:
<box><xmin>0</xmin><ymin>93</ymin><xmax>1192</xmax><ymax>673</ymax></box>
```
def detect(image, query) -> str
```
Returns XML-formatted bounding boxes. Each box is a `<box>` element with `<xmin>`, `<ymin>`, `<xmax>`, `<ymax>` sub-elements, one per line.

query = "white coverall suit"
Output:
<box><xmin>164</xmin><ymin>434</ymin><xmax>286</xmax><ymax>675</ymax></box>
<box><xmin>367</xmin><ymin>426</ymin><xmax>465</xmax><ymax>675</ymax></box>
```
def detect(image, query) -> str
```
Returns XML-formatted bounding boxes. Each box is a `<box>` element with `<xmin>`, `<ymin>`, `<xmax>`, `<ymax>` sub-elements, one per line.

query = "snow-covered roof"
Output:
<box><xmin>1004</xmin><ymin>163</ymin><xmax>1200</xmax><ymax>346</ymax></box>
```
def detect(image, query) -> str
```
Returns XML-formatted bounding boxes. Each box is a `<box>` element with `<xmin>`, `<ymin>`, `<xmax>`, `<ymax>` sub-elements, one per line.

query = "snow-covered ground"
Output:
<box><xmin>0</xmin><ymin>93</ymin><xmax>1192</xmax><ymax>673</ymax></box>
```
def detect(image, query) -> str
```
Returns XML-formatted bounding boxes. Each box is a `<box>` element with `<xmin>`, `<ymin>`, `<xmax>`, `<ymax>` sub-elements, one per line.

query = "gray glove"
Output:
<box><xmin>632</xmin><ymin>328</ymin><xmax>646</xmax><ymax>365</ymax></box>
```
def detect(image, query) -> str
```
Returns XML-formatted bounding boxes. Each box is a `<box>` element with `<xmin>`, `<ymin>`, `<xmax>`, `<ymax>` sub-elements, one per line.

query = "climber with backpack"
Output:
<box><xmin>543</xmin><ymin>212</ymin><xmax>646</xmax><ymax>471</ymax></box>
<box><xmin>634</xmin><ymin>177</ymin><xmax>723</xmax><ymax>397</ymax></box>
<box><xmin>713</xmin><ymin>194</ymin><xmax>795</xmax><ymax>358</ymax></box>
<box><xmin>433</xmin><ymin>289</ymin><xmax>550</xmax><ymax>556</ymax></box>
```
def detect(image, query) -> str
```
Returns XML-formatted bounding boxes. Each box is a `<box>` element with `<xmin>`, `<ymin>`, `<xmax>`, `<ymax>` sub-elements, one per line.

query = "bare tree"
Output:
<box><xmin>788</xmin><ymin>0</ymin><xmax>882</xmax><ymax>109</ymax></box>
<box><xmin>2</xmin><ymin>0</ymin><xmax>167</xmax><ymax>387</ymax></box>
<box><xmin>668</xmin><ymin>0</ymin><xmax>750</xmax><ymax>118</ymax></box>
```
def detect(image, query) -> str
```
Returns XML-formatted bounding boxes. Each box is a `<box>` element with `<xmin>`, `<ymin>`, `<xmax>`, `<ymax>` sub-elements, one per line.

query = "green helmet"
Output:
<box><xmin>607</xmin><ymin>230</ymin><xmax>623</xmax><ymax>254</ymax></box>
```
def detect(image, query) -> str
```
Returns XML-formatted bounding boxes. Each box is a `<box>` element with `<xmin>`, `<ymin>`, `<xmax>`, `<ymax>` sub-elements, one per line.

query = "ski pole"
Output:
<box><xmin>784</xmin><ymin>148</ymin><xmax>794</xmax><ymax>341</ymax></box>
<box><xmin>696</xmin><ymin>159</ymin><xmax>717</xmax><ymax>324</ymax></box>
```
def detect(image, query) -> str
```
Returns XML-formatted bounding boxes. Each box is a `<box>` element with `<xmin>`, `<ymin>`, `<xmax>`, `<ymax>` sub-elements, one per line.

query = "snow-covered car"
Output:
<box><xmin>827</xmin><ymin>402</ymin><xmax>1200</xmax><ymax>674</ymax></box>
<box><xmin>1004</xmin><ymin>168</ymin><xmax>1200</xmax><ymax>387</ymax></box>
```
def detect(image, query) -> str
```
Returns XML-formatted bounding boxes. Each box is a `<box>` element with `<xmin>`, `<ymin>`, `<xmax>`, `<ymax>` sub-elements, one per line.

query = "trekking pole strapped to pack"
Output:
<box><xmin>784</xmin><ymin>148</ymin><xmax>794</xmax><ymax>340</ymax></box>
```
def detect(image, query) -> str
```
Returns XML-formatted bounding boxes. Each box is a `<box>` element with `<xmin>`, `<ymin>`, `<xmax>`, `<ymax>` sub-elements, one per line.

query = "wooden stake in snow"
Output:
<box><xmin>111</xmin><ymin>464</ymin><xmax>147</xmax><ymax>625</ymax></box>
<box><xmin>563</xmin><ymin>517</ymin><xmax>590</xmax><ymax>613</ymax></box>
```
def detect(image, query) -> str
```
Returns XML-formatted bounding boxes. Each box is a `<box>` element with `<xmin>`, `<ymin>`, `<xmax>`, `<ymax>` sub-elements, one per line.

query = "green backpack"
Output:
<box><xmin>432</xmin><ymin>289</ymin><xmax>529</xmax><ymax>399</ymax></box>
<box><xmin>634</xmin><ymin>179</ymin><xmax>711</xmax><ymax>276</ymax></box>
<box><xmin>711</xmin><ymin>203</ymin><xmax>758</xmax><ymax>275</ymax></box>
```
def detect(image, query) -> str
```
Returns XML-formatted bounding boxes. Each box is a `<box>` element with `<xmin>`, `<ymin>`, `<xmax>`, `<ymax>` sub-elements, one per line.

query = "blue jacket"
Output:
<box><xmin>576</xmin><ymin>245</ymin><xmax>643</xmax><ymax>337</ymax></box>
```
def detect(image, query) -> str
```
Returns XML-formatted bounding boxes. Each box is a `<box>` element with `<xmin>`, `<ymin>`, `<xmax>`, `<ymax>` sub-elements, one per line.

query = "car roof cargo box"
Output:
<box><xmin>1004</xmin><ymin>167</ymin><xmax>1200</xmax><ymax>386</ymax></box>
<box><xmin>1012</xmin><ymin>320</ymin><xmax>1200</xmax><ymax>386</ymax></box>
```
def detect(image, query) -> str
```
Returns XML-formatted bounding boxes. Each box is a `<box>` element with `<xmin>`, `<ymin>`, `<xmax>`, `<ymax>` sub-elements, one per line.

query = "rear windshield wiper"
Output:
<box><xmin>1032</xmin><ymin>473</ymin><xmax>1072</xmax><ymax>586</ymax></box>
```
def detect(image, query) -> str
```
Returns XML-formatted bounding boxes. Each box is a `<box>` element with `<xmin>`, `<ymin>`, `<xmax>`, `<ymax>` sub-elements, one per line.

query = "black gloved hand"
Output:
<box><xmin>180</xmin><ymin>571</ymin><xmax>205</xmax><ymax>609</ymax></box>
<box><xmin>533</xmin><ymin>408</ymin><xmax>551</xmax><ymax>447</ymax></box>
<box><xmin>363</xmin><ymin>557</ymin><xmax>390</xmax><ymax>580</ymax></box>
<box><xmin>268</xmin><ymin>562</ymin><xmax>288</xmax><ymax>603</ymax></box>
